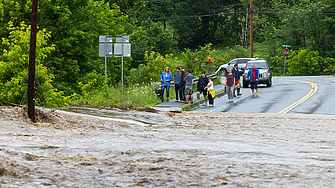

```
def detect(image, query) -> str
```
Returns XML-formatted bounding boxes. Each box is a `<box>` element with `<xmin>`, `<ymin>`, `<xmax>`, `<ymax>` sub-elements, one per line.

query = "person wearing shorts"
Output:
<box><xmin>184</xmin><ymin>69</ymin><xmax>193</xmax><ymax>103</ymax></box>
<box><xmin>246</xmin><ymin>64</ymin><xmax>259</xmax><ymax>97</ymax></box>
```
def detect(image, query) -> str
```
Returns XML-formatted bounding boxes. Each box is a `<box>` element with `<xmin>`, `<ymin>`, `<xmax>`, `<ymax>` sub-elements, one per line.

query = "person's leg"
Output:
<box><xmin>233</xmin><ymin>85</ymin><xmax>236</xmax><ymax>97</ymax></box>
<box><xmin>161</xmin><ymin>85</ymin><xmax>166</xmax><ymax>100</ymax></box>
<box><xmin>227</xmin><ymin>86</ymin><xmax>232</xmax><ymax>100</ymax></box>
<box><xmin>175</xmin><ymin>84</ymin><xmax>179</xmax><ymax>101</ymax></box>
<box><xmin>166</xmin><ymin>85</ymin><xmax>170</xmax><ymax>101</ymax></box>
<box><xmin>208</xmin><ymin>93</ymin><xmax>213</xmax><ymax>105</ymax></box>
<box><xmin>230</xmin><ymin>86</ymin><xmax>234</xmax><ymax>101</ymax></box>
<box><xmin>197</xmin><ymin>90</ymin><xmax>201</xmax><ymax>101</ymax></box>
<box><xmin>185</xmin><ymin>86</ymin><xmax>190</xmax><ymax>102</ymax></box>
<box><xmin>178</xmin><ymin>86</ymin><xmax>183</xmax><ymax>101</ymax></box>
<box><xmin>180</xmin><ymin>87</ymin><xmax>184</xmax><ymax>101</ymax></box>
<box><xmin>255</xmin><ymin>82</ymin><xmax>259</xmax><ymax>95</ymax></box>
<box><xmin>250</xmin><ymin>82</ymin><xmax>255</xmax><ymax>96</ymax></box>
<box><xmin>237</xmin><ymin>82</ymin><xmax>241</xmax><ymax>95</ymax></box>
<box><xmin>204</xmin><ymin>90</ymin><xmax>208</xmax><ymax>102</ymax></box>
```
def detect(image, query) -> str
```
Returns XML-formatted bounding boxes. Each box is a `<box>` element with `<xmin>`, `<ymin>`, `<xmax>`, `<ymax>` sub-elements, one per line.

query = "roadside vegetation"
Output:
<box><xmin>1</xmin><ymin>0</ymin><xmax>335</xmax><ymax>107</ymax></box>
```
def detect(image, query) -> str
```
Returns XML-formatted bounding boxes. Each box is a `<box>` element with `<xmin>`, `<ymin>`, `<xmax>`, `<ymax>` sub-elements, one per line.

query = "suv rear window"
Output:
<box><xmin>237</xmin><ymin>59</ymin><xmax>250</xmax><ymax>64</ymax></box>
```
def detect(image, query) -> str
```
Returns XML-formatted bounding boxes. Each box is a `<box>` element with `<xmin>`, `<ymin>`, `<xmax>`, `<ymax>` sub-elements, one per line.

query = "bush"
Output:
<box><xmin>287</xmin><ymin>49</ymin><xmax>323</xmax><ymax>76</ymax></box>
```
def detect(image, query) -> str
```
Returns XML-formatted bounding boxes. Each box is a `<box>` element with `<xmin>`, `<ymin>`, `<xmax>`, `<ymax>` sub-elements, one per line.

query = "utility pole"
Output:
<box><xmin>28</xmin><ymin>0</ymin><xmax>38</xmax><ymax>122</ymax></box>
<box><xmin>250</xmin><ymin>0</ymin><xmax>253</xmax><ymax>58</ymax></box>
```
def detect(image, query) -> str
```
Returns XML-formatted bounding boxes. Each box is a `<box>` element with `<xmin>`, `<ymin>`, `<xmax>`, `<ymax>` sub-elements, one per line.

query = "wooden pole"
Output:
<box><xmin>28</xmin><ymin>0</ymin><xmax>38</xmax><ymax>122</ymax></box>
<box><xmin>250</xmin><ymin>0</ymin><xmax>253</xmax><ymax>58</ymax></box>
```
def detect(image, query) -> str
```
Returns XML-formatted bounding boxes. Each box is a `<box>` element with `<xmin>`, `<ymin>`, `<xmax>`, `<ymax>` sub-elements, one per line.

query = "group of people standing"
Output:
<box><xmin>225</xmin><ymin>63</ymin><xmax>259</xmax><ymax>102</ymax></box>
<box><xmin>160</xmin><ymin>63</ymin><xmax>260</xmax><ymax>105</ymax></box>
<box><xmin>160</xmin><ymin>67</ymin><xmax>215</xmax><ymax>106</ymax></box>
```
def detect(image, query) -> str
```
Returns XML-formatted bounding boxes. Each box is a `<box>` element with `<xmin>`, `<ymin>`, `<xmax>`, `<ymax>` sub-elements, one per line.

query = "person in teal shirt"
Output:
<box><xmin>161</xmin><ymin>67</ymin><xmax>173</xmax><ymax>102</ymax></box>
<box><xmin>174</xmin><ymin>67</ymin><xmax>181</xmax><ymax>102</ymax></box>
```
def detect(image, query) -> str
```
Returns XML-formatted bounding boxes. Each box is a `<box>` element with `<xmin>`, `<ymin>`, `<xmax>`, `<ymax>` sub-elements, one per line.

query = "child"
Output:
<box><xmin>204</xmin><ymin>77</ymin><xmax>215</xmax><ymax>106</ymax></box>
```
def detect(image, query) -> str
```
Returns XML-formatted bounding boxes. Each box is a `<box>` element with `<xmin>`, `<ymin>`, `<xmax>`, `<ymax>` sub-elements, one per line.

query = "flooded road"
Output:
<box><xmin>1</xmin><ymin>106</ymin><xmax>335</xmax><ymax>187</ymax></box>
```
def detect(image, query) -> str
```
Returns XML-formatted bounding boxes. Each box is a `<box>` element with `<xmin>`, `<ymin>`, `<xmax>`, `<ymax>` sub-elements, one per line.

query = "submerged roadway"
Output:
<box><xmin>190</xmin><ymin>76</ymin><xmax>335</xmax><ymax>115</ymax></box>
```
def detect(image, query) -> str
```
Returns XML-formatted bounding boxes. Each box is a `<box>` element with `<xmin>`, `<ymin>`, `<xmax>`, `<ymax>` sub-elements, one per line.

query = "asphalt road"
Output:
<box><xmin>190</xmin><ymin>76</ymin><xmax>335</xmax><ymax>115</ymax></box>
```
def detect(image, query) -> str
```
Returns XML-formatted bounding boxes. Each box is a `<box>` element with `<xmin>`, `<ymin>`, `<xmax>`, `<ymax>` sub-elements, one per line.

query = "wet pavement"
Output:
<box><xmin>191</xmin><ymin>76</ymin><xmax>335</xmax><ymax>115</ymax></box>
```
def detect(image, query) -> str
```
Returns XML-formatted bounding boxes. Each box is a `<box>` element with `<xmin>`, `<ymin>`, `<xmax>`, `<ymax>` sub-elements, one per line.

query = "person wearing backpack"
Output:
<box><xmin>232</xmin><ymin>64</ymin><xmax>242</xmax><ymax>97</ymax></box>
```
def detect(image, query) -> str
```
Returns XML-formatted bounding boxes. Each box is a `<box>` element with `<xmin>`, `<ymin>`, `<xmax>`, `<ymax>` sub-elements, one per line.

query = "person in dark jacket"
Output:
<box><xmin>232</xmin><ymin>64</ymin><xmax>242</xmax><ymax>97</ymax></box>
<box><xmin>197</xmin><ymin>71</ymin><xmax>209</xmax><ymax>105</ymax></box>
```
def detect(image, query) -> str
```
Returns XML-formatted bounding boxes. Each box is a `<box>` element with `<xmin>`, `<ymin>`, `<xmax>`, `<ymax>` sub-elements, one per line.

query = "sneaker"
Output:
<box><xmin>209</xmin><ymin>104</ymin><xmax>213</xmax><ymax>107</ymax></box>
<box><xmin>237</xmin><ymin>93</ymin><xmax>242</xmax><ymax>96</ymax></box>
<box><xmin>197</xmin><ymin>99</ymin><xmax>200</xmax><ymax>102</ymax></box>
<box><xmin>256</xmin><ymin>93</ymin><xmax>259</xmax><ymax>97</ymax></box>
<box><xmin>204</xmin><ymin>102</ymin><xmax>208</xmax><ymax>106</ymax></box>
<box><xmin>251</xmin><ymin>94</ymin><xmax>255</xmax><ymax>97</ymax></box>
<box><xmin>234</xmin><ymin>95</ymin><xmax>236</xmax><ymax>97</ymax></box>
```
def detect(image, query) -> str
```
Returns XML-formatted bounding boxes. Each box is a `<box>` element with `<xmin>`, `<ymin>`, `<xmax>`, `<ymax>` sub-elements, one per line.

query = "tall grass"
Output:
<box><xmin>69</xmin><ymin>84</ymin><xmax>166</xmax><ymax>107</ymax></box>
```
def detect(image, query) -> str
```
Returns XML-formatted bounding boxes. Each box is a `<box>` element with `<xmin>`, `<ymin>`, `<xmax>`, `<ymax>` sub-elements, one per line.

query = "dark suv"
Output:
<box><xmin>215</xmin><ymin>58</ymin><xmax>258</xmax><ymax>76</ymax></box>
<box><xmin>242</xmin><ymin>59</ymin><xmax>273</xmax><ymax>88</ymax></box>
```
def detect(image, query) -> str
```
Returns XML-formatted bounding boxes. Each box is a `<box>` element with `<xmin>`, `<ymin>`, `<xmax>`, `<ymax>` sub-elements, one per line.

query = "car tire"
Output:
<box><xmin>243</xmin><ymin>81</ymin><xmax>248</xmax><ymax>88</ymax></box>
<box><xmin>267</xmin><ymin>79</ymin><xmax>272</xmax><ymax>87</ymax></box>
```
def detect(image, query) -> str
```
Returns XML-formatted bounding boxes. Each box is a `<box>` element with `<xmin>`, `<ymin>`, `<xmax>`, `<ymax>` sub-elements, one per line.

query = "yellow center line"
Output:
<box><xmin>275</xmin><ymin>79</ymin><xmax>318</xmax><ymax>114</ymax></box>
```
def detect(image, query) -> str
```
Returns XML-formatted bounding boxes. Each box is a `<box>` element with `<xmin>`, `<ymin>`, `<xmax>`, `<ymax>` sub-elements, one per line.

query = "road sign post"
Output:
<box><xmin>283</xmin><ymin>46</ymin><xmax>290</xmax><ymax>75</ymax></box>
<box><xmin>99</xmin><ymin>36</ymin><xmax>131</xmax><ymax>96</ymax></box>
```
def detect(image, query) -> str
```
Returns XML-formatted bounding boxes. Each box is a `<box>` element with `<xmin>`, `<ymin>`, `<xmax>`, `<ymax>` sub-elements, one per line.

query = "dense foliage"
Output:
<box><xmin>0</xmin><ymin>22</ymin><xmax>67</xmax><ymax>107</ymax></box>
<box><xmin>1</xmin><ymin>0</ymin><xmax>335</xmax><ymax>107</ymax></box>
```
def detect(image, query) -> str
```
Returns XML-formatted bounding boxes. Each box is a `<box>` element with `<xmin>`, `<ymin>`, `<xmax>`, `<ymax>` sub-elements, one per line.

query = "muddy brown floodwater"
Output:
<box><xmin>1</xmin><ymin>106</ymin><xmax>335</xmax><ymax>187</ymax></box>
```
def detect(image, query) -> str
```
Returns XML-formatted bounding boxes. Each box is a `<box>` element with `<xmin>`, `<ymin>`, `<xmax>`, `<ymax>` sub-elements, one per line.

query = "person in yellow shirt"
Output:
<box><xmin>204</xmin><ymin>77</ymin><xmax>215</xmax><ymax>106</ymax></box>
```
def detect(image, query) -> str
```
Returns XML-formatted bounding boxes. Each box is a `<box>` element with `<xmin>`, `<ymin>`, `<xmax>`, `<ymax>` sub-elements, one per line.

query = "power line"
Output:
<box><xmin>138</xmin><ymin>9</ymin><xmax>335</xmax><ymax>22</ymax></box>
<box><xmin>138</xmin><ymin>10</ymin><xmax>249</xmax><ymax>21</ymax></box>
<box><xmin>253</xmin><ymin>9</ymin><xmax>335</xmax><ymax>15</ymax></box>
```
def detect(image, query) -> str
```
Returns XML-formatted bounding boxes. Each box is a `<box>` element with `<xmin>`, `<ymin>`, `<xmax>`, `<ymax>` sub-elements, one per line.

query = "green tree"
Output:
<box><xmin>0</xmin><ymin>22</ymin><xmax>67</xmax><ymax>107</ymax></box>
<box><xmin>38</xmin><ymin>0</ymin><xmax>127</xmax><ymax>95</ymax></box>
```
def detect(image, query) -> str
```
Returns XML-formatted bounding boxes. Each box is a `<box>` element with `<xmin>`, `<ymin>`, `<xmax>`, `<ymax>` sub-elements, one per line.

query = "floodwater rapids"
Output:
<box><xmin>1</xmin><ymin>106</ymin><xmax>335</xmax><ymax>187</ymax></box>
